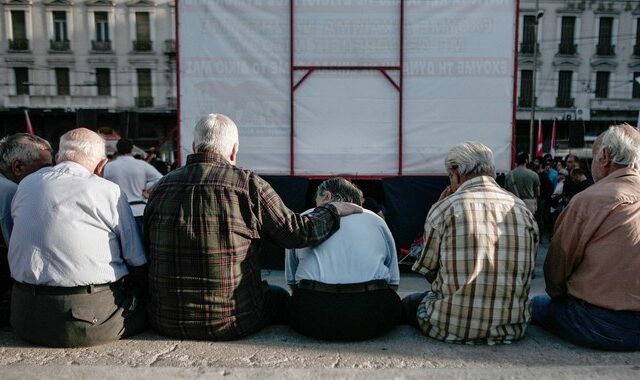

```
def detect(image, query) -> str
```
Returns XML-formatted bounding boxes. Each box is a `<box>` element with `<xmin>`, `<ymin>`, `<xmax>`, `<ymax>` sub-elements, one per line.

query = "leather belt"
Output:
<box><xmin>14</xmin><ymin>279</ymin><xmax>122</xmax><ymax>295</ymax></box>
<box><xmin>297</xmin><ymin>279</ymin><xmax>391</xmax><ymax>294</ymax></box>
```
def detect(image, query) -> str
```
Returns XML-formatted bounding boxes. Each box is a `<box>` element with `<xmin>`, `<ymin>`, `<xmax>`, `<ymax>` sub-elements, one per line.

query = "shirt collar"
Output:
<box><xmin>54</xmin><ymin>161</ymin><xmax>93</xmax><ymax>177</ymax></box>
<box><xmin>186</xmin><ymin>152</ymin><xmax>232</xmax><ymax>166</ymax></box>
<box><xmin>456</xmin><ymin>175</ymin><xmax>499</xmax><ymax>192</ymax></box>
<box><xmin>596</xmin><ymin>166</ymin><xmax>640</xmax><ymax>185</ymax></box>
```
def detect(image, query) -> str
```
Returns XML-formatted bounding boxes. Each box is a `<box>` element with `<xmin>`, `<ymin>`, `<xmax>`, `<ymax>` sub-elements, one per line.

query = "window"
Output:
<box><xmin>95</xmin><ymin>12</ymin><xmax>109</xmax><ymax>42</ymax></box>
<box><xmin>96</xmin><ymin>68</ymin><xmax>111</xmax><ymax>96</ymax></box>
<box><xmin>9</xmin><ymin>11</ymin><xmax>28</xmax><ymax>50</ymax></box>
<box><xmin>519</xmin><ymin>70</ymin><xmax>533</xmax><ymax>107</ymax></box>
<box><xmin>14</xmin><ymin>68</ymin><xmax>29</xmax><ymax>95</ymax></box>
<box><xmin>633</xmin><ymin>72</ymin><xmax>640</xmax><ymax>98</ymax></box>
<box><xmin>53</xmin><ymin>11</ymin><xmax>68</xmax><ymax>42</ymax></box>
<box><xmin>136</xmin><ymin>68</ymin><xmax>153</xmax><ymax>107</ymax></box>
<box><xmin>559</xmin><ymin>16</ymin><xmax>577</xmax><ymax>55</ymax></box>
<box><xmin>55</xmin><ymin>68</ymin><xmax>70</xmax><ymax>96</ymax></box>
<box><xmin>134</xmin><ymin>12</ymin><xmax>151</xmax><ymax>51</ymax></box>
<box><xmin>597</xmin><ymin>17</ymin><xmax>614</xmax><ymax>56</ymax></box>
<box><xmin>557</xmin><ymin>71</ymin><xmax>573</xmax><ymax>107</ymax></box>
<box><xmin>521</xmin><ymin>15</ymin><xmax>536</xmax><ymax>54</ymax></box>
<box><xmin>595</xmin><ymin>71</ymin><xmax>610</xmax><ymax>98</ymax></box>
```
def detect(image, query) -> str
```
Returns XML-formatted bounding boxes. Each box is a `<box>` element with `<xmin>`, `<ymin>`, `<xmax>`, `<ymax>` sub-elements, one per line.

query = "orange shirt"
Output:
<box><xmin>545</xmin><ymin>167</ymin><xmax>640</xmax><ymax>311</ymax></box>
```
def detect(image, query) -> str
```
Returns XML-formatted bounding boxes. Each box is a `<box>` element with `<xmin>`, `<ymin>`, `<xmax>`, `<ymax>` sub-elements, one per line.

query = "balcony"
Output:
<box><xmin>136</xmin><ymin>96</ymin><xmax>154</xmax><ymax>108</ymax></box>
<box><xmin>518</xmin><ymin>96</ymin><xmax>536</xmax><ymax>108</ymax></box>
<box><xmin>167</xmin><ymin>96</ymin><xmax>177</xmax><ymax>109</ymax></box>
<box><xmin>8</xmin><ymin>38</ymin><xmax>29</xmax><ymax>51</ymax></box>
<box><xmin>133</xmin><ymin>40</ymin><xmax>152</xmax><ymax>52</ymax></box>
<box><xmin>596</xmin><ymin>44</ymin><xmax>615</xmax><ymax>56</ymax></box>
<box><xmin>634</xmin><ymin>45</ymin><xmax>640</xmax><ymax>57</ymax></box>
<box><xmin>556</xmin><ymin>97</ymin><xmax>574</xmax><ymax>108</ymax></box>
<box><xmin>519</xmin><ymin>42</ymin><xmax>538</xmax><ymax>55</ymax></box>
<box><xmin>91</xmin><ymin>40</ymin><xmax>112</xmax><ymax>52</ymax></box>
<box><xmin>164</xmin><ymin>39</ymin><xmax>175</xmax><ymax>54</ymax></box>
<box><xmin>50</xmin><ymin>40</ymin><xmax>70</xmax><ymax>52</ymax></box>
<box><xmin>6</xmin><ymin>95</ymin><xmax>117</xmax><ymax>109</ymax></box>
<box><xmin>557</xmin><ymin>43</ymin><xmax>578</xmax><ymax>55</ymax></box>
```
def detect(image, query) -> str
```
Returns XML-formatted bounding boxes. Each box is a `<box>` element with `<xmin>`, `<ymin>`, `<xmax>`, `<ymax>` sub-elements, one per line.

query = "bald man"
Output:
<box><xmin>9</xmin><ymin>128</ymin><xmax>147</xmax><ymax>347</ymax></box>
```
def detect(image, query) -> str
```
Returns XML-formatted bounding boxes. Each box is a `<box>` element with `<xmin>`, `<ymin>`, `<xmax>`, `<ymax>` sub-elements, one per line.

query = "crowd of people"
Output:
<box><xmin>0</xmin><ymin>114</ymin><xmax>637</xmax><ymax>351</ymax></box>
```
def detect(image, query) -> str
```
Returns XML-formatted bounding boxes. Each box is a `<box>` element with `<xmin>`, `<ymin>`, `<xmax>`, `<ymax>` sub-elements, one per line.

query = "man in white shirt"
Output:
<box><xmin>9</xmin><ymin>128</ymin><xmax>147</xmax><ymax>347</ymax></box>
<box><xmin>104</xmin><ymin>138</ymin><xmax>163</xmax><ymax>227</ymax></box>
<box><xmin>285</xmin><ymin>177</ymin><xmax>401</xmax><ymax>340</ymax></box>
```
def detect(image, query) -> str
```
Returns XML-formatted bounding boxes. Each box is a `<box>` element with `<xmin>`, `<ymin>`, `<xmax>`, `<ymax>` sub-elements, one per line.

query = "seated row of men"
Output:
<box><xmin>0</xmin><ymin>115</ymin><xmax>638</xmax><ymax>350</ymax></box>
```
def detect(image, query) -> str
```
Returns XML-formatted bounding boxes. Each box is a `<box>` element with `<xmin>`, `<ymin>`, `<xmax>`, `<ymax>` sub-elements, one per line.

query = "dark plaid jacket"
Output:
<box><xmin>143</xmin><ymin>153</ymin><xmax>339</xmax><ymax>339</ymax></box>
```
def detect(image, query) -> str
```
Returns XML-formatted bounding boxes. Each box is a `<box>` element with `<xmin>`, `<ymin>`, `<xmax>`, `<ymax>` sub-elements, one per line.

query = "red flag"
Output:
<box><xmin>24</xmin><ymin>109</ymin><xmax>34</xmax><ymax>135</ymax></box>
<box><xmin>550</xmin><ymin>118</ymin><xmax>557</xmax><ymax>158</ymax></box>
<box><xmin>535</xmin><ymin>119</ymin><xmax>544</xmax><ymax>157</ymax></box>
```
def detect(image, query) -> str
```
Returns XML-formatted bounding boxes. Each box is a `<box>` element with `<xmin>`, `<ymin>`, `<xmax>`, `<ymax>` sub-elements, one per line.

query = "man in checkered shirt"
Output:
<box><xmin>403</xmin><ymin>142</ymin><xmax>539</xmax><ymax>344</ymax></box>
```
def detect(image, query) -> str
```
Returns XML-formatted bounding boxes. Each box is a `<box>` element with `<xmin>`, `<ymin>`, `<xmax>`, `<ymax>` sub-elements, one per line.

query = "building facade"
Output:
<box><xmin>517</xmin><ymin>0</ymin><xmax>640</xmax><ymax>156</ymax></box>
<box><xmin>0</xmin><ymin>0</ymin><xmax>176</xmax><ymax>154</ymax></box>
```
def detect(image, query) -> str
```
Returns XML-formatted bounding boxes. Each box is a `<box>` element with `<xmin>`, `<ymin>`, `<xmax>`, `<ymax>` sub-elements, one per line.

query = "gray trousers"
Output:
<box><xmin>11</xmin><ymin>279</ymin><xmax>147</xmax><ymax>347</ymax></box>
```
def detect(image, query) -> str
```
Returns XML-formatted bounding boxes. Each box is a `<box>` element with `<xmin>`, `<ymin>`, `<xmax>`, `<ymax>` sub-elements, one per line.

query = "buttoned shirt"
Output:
<box><xmin>413</xmin><ymin>176</ymin><xmax>539</xmax><ymax>344</ymax></box>
<box><xmin>143</xmin><ymin>153</ymin><xmax>340</xmax><ymax>340</ymax></box>
<box><xmin>104</xmin><ymin>155</ymin><xmax>163</xmax><ymax>216</ymax></box>
<box><xmin>545</xmin><ymin>167</ymin><xmax>640</xmax><ymax>311</ymax></box>
<box><xmin>8</xmin><ymin>161</ymin><xmax>147</xmax><ymax>286</ymax></box>
<box><xmin>0</xmin><ymin>174</ymin><xmax>17</xmax><ymax>248</ymax></box>
<box><xmin>285</xmin><ymin>209</ymin><xmax>399</xmax><ymax>286</ymax></box>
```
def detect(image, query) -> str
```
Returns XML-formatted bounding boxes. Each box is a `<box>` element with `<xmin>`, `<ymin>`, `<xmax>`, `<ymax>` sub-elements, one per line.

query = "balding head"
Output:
<box><xmin>591</xmin><ymin>123</ymin><xmax>640</xmax><ymax>181</ymax></box>
<box><xmin>57</xmin><ymin>128</ymin><xmax>107</xmax><ymax>173</ymax></box>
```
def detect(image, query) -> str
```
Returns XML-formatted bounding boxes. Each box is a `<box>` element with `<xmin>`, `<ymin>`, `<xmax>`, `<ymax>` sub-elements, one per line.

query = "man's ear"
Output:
<box><xmin>94</xmin><ymin>158</ymin><xmax>108</xmax><ymax>177</ymax></box>
<box><xmin>10</xmin><ymin>159</ymin><xmax>24</xmax><ymax>179</ymax></box>
<box><xmin>319</xmin><ymin>190</ymin><xmax>332</xmax><ymax>204</ymax></box>
<box><xmin>229</xmin><ymin>143</ymin><xmax>239</xmax><ymax>164</ymax></box>
<box><xmin>600</xmin><ymin>148</ymin><xmax>611</xmax><ymax>166</ymax></box>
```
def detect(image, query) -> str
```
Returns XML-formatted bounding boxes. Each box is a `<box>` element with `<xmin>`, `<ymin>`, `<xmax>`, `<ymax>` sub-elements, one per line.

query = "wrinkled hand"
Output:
<box><xmin>329</xmin><ymin>201</ymin><xmax>363</xmax><ymax>216</ymax></box>
<box><xmin>438</xmin><ymin>185</ymin><xmax>454</xmax><ymax>201</ymax></box>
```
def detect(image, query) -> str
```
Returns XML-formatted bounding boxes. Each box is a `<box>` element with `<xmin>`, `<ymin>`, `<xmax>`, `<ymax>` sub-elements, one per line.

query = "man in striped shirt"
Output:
<box><xmin>403</xmin><ymin>142</ymin><xmax>539</xmax><ymax>344</ymax></box>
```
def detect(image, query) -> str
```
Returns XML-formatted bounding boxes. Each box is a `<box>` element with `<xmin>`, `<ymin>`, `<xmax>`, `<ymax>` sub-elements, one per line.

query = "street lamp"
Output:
<box><xmin>529</xmin><ymin>1</ymin><xmax>544</xmax><ymax>158</ymax></box>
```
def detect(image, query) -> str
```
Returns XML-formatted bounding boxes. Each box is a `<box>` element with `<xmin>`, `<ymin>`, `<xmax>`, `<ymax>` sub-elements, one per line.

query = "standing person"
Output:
<box><xmin>286</xmin><ymin>177</ymin><xmax>401</xmax><ymax>341</ymax></box>
<box><xmin>403</xmin><ymin>142</ymin><xmax>539</xmax><ymax>344</ymax></box>
<box><xmin>143</xmin><ymin>114</ymin><xmax>361</xmax><ymax>341</ymax></box>
<box><xmin>505</xmin><ymin>152</ymin><xmax>540</xmax><ymax>215</ymax></box>
<box><xmin>562</xmin><ymin>154</ymin><xmax>580</xmax><ymax>200</ymax></box>
<box><xmin>568</xmin><ymin>168</ymin><xmax>593</xmax><ymax>196</ymax></box>
<box><xmin>0</xmin><ymin>134</ymin><xmax>53</xmax><ymax>325</ymax></box>
<box><xmin>9</xmin><ymin>128</ymin><xmax>147</xmax><ymax>347</ymax></box>
<box><xmin>104</xmin><ymin>138</ymin><xmax>163</xmax><ymax>228</ymax></box>
<box><xmin>533</xmin><ymin>124</ymin><xmax>640</xmax><ymax>350</ymax></box>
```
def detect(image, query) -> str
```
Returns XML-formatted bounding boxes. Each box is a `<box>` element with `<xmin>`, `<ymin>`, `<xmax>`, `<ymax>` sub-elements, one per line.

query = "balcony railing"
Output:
<box><xmin>91</xmin><ymin>40</ymin><xmax>112</xmax><ymax>52</ymax></box>
<box><xmin>634</xmin><ymin>45</ymin><xmax>640</xmax><ymax>57</ymax></box>
<box><xmin>133</xmin><ymin>40</ymin><xmax>152</xmax><ymax>52</ymax></box>
<box><xmin>164</xmin><ymin>39</ymin><xmax>175</xmax><ymax>54</ymax></box>
<box><xmin>50</xmin><ymin>40</ymin><xmax>70</xmax><ymax>51</ymax></box>
<box><xmin>596</xmin><ymin>44</ymin><xmax>615</xmax><ymax>56</ymax></box>
<box><xmin>136</xmin><ymin>96</ymin><xmax>154</xmax><ymax>108</ymax></box>
<box><xmin>167</xmin><ymin>96</ymin><xmax>177</xmax><ymax>108</ymax></box>
<box><xmin>519</xmin><ymin>42</ymin><xmax>538</xmax><ymax>55</ymax></box>
<box><xmin>556</xmin><ymin>97</ymin><xmax>574</xmax><ymax>108</ymax></box>
<box><xmin>557</xmin><ymin>43</ymin><xmax>578</xmax><ymax>55</ymax></box>
<box><xmin>8</xmin><ymin>38</ymin><xmax>29</xmax><ymax>51</ymax></box>
<box><xmin>518</xmin><ymin>96</ymin><xmax>536</xmax><ymax>108</ymax></box>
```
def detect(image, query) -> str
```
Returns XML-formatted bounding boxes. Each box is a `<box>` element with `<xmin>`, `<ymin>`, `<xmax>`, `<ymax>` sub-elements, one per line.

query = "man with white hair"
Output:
<box><xmin>9</xmin><ymin>128</ymin><xmax>147</xmax><ymax>347</ymax></box>
<box><xmin>144</xmin><ymin>114</ymin><xmax>361</xmax><ymax>340</ymax></box>
<box><xmin>533</xmin><ymin>123</ymin><xmax>640</xmax><ymax>350</ymax></box>
<box><xmin>403</xmin><ymin>141</ymin><xmax>539</xmax><ymax>344</ymax></box>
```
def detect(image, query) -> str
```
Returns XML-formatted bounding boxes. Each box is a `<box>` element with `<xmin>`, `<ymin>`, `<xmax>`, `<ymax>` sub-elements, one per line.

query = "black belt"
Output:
<box><xmin>129</xmin><ymin>201</ymin><xmax>147</xmax><ymax>206</ymax></box>
<box><xmin>14</xmin><ymin>280</ymin><xmax>122</xmax><ymax>295</ymax></box>
<box><xmin>297</xmin><ymin>279</ymin><xmax>391</xmax><ymax>294</ymax></box>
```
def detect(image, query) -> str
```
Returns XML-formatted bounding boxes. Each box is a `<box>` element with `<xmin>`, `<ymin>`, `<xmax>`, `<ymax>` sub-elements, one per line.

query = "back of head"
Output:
<box><xmin>515</xmin><ymin>151</ymin><xmax>529</xmax><ymax>166</ymax></box>
<box><xmin>445</xmin><ymin>141</ymin><xmax>496</xmax><ymax>178</ymax></box>
<box><xmin>0</xmin><ymin>133</ymin><xmax>52</xmax><ymax>175</ymax></box>
<box><xmin>596</xmin><ymin>123</ymin><xmax>640</xmax><ymax>170</ymax></box>
<box><xmin>57</xmin><ymin>128</ymin><xmax>106</xmax><ymax>167</ymax></box>
<box><xmin>116</xmin><ymin>138</ymin><xmax>134</xmax><ymax>155</ymax></box>
<box><xmin>316</xmin><ymin>177</ymin><xmax>363</xmax><ymax>205</ymax></box>
<box><xmin>193</xmin><ymin>114</ymin><xmax>239</xmax><ymax>156</ymax></box>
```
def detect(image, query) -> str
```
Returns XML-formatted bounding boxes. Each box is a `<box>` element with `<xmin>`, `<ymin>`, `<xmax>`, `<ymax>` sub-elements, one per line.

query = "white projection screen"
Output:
<box><xmin>178</xmin><ymin>0</ymin><xmax>517</xmax><ymax>175</ymax></box>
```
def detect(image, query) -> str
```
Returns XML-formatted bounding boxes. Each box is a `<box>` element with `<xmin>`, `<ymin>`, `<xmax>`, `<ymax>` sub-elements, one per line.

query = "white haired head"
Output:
<box><xmin>57</xmin><ymin>128</ymin><xmax>106</xmax><ymax>168</ymax></box>
<box><xmin>193</xmin><ymin>114</ymin><xmax>239</xmax><ymax>158</ymax></box>
<box><xmin>594</xmin><ymin>124</ymin><xmax>640</xmax><ymax>169</ymax></box>
<box><xmin>445</xmin><ymin>141</ymin><xmax>496</xmax><ymax>178</ymax></box>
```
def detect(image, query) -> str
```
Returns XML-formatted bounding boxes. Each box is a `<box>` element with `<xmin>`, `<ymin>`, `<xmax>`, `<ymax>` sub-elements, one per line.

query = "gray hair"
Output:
<box><xmin>595</xmin><ymin>124</ymin><xmax>640</xmax><ymax>169</ymax></box>
<box><xmin>57</xmin><ymin>128</ymin><xmax>106</xmax><ymax>166</ymax></box>
<box><xmin>316</xmin><ymin>177</ymin><xmax>363</xmax><ymax>205</ymax></box>
<box><xmin>445</xmin><ymin>141</ymin><xmax>496</xmax><ymax>178</ymax></box>
<box><xmin>0</xmin><ymin>133</ymin><xmax>52</xmax><ymax>174</ymax></box>
<box><xmin>193</xmin><ymin>114</ymin><xmax>239</xmax><ymax>156</ymax></box>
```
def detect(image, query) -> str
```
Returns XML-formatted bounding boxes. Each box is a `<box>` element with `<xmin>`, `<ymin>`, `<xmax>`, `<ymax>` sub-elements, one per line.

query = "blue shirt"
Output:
<box><xmin>0</xmin><ymin>174</ymin><xmax>17</xmax><ymax>248</ymax></box>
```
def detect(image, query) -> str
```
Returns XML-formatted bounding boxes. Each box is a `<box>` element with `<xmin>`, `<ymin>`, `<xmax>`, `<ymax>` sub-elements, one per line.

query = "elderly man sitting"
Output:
<box><xmin>403</xmin><ymin>142</ymin><xmax>539</xmax><ymax>344</ymax></box>
<box><xmin>285</xmin><ymin>177</ymin><xmax>401</xmax><ymax>341</ymax></box>
<box><xmin>533</xmin><ymin>124</ymin><xmax>640</xmax><ymax>350</ymax></box>
<box><xmin>9</xmin><ymin>128</ymin><xmax>147</xmax><ymax>347</ymax></box>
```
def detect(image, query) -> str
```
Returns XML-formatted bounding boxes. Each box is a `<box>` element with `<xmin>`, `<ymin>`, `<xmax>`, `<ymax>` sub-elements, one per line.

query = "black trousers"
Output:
<box><xmin>11</xmin><ymin>279</ymin><xmax>147</xmax><ymax>347</ymax></box>
<box><xmin>289</xmin><ymin>284</ymin><xmax>402</xmax><ymax>341</ymax></box>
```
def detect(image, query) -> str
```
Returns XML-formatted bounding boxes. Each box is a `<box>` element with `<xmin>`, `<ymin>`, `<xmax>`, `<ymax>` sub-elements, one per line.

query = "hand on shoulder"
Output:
<box><xmin>328</xmin><ymin>201</ymin><xmax>363</xmax><ymax>216</ymax></box>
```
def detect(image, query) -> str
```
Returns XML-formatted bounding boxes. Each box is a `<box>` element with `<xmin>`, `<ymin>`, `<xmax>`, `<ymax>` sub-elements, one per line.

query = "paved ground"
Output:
<box><xmin>0</xmin><ymin>238</ymin><xmax>638</xmax><ymax>379</ymax></box>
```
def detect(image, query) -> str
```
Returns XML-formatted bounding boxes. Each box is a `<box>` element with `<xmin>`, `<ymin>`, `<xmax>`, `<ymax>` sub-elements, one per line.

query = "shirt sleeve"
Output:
<box><xmin>144</xmin><ymin>162</ymin><xmax>163</xmax><ymax>191</ymax></box>
<box><xmin>114</xmin><ymin>191</ymin><xmax>147</xmax><ymax>267</ymax></box>
<box><xmin>412</xmin><ymin>206</ymin><xmax>443</xmax><ymax>282</ymax></box>
<box><xmin>380</xmin><ymin>221</ymin><xmax>400</xmax><ymax>285</ymax></box>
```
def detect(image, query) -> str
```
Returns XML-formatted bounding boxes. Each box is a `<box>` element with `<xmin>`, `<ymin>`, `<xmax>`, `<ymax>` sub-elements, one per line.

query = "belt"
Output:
<box><xmin>297</xmin><ymin>279</ymin><xmax>391</xmax><ymax>294</ymax></box>
<box><xmin>14</xmin><ymin>280</ymin><xmax>122</xmax><ymax>296</ymax></box>
<box><xmin>129</xmin><ymin>200</ymin><xmax>147</xmax><ymax>206</ymax></box>
<box><xmin>572</xmin><ymin>296</ymin><xmax>640</xmax><ymax>317</ymax></box>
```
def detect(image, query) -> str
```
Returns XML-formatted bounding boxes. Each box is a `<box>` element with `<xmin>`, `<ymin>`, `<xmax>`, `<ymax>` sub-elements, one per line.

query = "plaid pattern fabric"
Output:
<box><xmin>412</xmin><ymin>176</ymin><xmax>539</xmax><ymax>344</ymax></box>
<box><xmin>143</xmin><ymin>153</ymin><xmax>339</xmax><ymax>340</ymax></box>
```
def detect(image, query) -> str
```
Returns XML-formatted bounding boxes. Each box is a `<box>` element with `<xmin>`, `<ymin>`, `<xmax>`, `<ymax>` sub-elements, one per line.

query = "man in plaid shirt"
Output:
<box><xmin>403</xmin><ymin>142</ymin><xmax>539</xmax><ymax>344</ymax></box>
<box><xmin>143</xmin><ymin>114</ymin><xmax>361</xmax><ymax>340</ymax></box>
